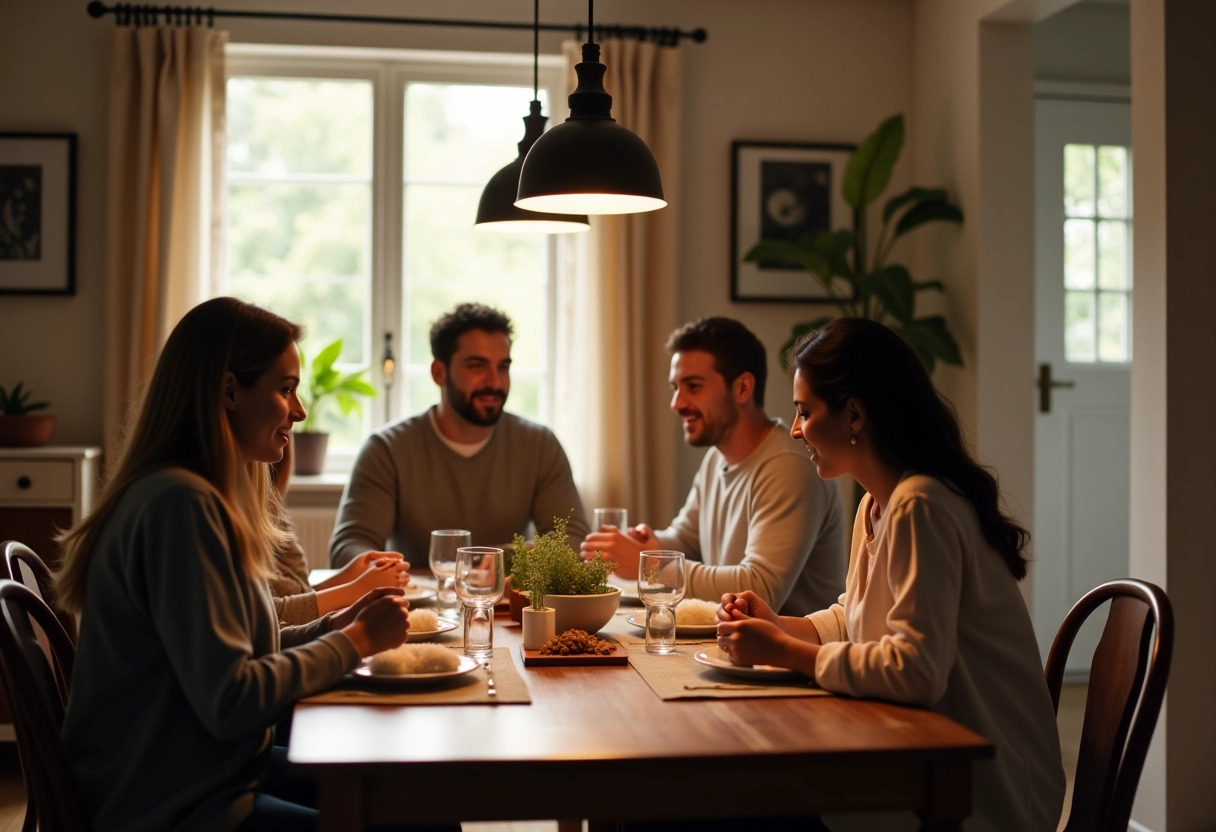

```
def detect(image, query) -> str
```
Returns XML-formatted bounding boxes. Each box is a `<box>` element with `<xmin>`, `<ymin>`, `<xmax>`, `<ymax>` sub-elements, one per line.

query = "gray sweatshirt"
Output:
<box><xmin>62</xmin><ymin>468</ymin><xmax>360</xmax><ymax>831</ymax></box>
<box><xmin>330</xmin><ymin>408</ymin><xmax>588</xmax><ymax>567</ymax></box>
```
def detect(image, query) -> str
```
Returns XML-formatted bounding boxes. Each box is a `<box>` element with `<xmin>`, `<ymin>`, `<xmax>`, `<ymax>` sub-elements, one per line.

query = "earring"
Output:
<box><xmin>850</xmin><ymin>435</ymin><xmax>857</xmax><ymax>445</ymax></box>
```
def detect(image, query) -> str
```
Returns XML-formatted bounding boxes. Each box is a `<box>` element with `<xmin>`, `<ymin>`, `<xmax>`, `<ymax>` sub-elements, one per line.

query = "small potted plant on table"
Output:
<box><xmin>0</xmin><ymin>382</ymin><xmax>56</xmax><ymax>447</ymax></box>
<box><xmin>510</xmin><ymin>516</ymin><xmax>619</xmax><ymax>646</ymax></box>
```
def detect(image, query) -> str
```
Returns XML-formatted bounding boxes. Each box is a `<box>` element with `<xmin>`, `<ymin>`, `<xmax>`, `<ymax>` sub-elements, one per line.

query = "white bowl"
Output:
<box><xmin>544</xmin><ymin>587</ymin><xmax>621</xmax><ymax>635</ymax></box>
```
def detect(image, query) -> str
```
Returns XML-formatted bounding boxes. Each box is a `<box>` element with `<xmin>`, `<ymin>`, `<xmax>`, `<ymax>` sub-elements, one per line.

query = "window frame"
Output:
<box><xmin>224</xmin><ymin>44</ymin><xmax>569</xmax><ymax>472</ymax></box>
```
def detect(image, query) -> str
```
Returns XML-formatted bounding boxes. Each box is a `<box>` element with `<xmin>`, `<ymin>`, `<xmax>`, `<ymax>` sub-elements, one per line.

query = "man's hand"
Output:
<box><xmin>718</xmin><ymin>589</ymin><xmax>780</xmax><ymax>625</ymax></box>
<box><xmin>580</xmin><ymin>523</ymin><xmax>654</xmax><ymax>580</ymax></box>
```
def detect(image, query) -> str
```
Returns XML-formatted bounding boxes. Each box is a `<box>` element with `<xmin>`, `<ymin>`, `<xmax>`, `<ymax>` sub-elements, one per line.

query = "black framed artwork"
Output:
<box><xmin>730</xmin><ymin>140</ymin><xmax>856</xmax><ymax>303</ymax></box>
<box><xmin>0</xmin><ymin>132</ymin><xmax>77</xmax><ymax>295</ymax></box>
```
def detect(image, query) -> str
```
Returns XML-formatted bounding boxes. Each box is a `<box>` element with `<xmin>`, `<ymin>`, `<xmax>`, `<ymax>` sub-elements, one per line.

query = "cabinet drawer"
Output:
<box><xmin>0</xmin><ymin>460</ymin><xmax>75</xmax><ymax>503</ymax></box>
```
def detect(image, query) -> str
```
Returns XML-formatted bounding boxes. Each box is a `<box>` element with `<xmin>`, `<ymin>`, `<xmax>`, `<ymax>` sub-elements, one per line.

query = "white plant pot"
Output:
<box><xmin>522</xmin><ymin>606</ymin><xmax>556</xmax><ymax>650</ymax></box>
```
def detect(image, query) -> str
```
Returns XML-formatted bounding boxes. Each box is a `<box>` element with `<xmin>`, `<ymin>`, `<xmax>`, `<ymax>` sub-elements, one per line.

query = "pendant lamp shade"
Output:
<box><xmin>515</xmin><ymin>42</ymin><xmax>666</xmax><ymax>215</ymax></box>
<box><xmin>476</xmin><ymin>101</ymin><xmax>590</xmax><ymax>233</ymax></box>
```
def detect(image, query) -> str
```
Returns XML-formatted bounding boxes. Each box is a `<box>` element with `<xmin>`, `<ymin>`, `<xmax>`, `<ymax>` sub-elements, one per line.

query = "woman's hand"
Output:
<box><xmin>718</xmin><ymin>590</ymin><xmax>779</xmax><ymax>625</ymax></box>
<box><xmin>716</xmin><ymin>617</ymin><xmax>819</xmax><ymax>675</ymax></box>
<box><xmin>336</xmin><ymin>587</ymin><xmax>410</xmax><ymax>657</ymax></box>
<box><xmin>348</xmin><ymin>557</ymin><xmax>410</xmax><ymax>595</ymax></box>
<box><xmin>324</xmin><ymin>550</ymin><xmax>405</xmax><ymax>588</ymax></box>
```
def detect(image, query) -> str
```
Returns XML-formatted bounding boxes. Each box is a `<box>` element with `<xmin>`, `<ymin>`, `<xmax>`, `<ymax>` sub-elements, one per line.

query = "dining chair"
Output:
<box><xmin>1045</xmin><ymin>578</ymin><xmax>1173</xmax><ymax>832</ymax></box>
<box><xmin>1</xmin><ymin>539</ymin><xmax>78</xmax><ymax>643</ymax></box>
<box><xmin>0</xmin><ymin>579</ymin><xmax>85</xmax><ymax>832</ymax></box>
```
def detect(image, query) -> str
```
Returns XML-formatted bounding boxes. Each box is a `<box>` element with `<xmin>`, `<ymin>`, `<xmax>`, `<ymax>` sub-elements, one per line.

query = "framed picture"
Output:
<box><xmin>0</xmin><ymin>132</ymin><xmax>77</xmax><ymax>295</ymax></box>
<box><xmin>731</xmin><ymin>140</ymin><xmax>856</xmax><ymax>303</ymax></box>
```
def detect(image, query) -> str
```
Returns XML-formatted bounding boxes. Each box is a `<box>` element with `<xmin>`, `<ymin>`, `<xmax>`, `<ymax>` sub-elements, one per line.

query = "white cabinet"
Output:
<box><xmin>0</xmin><ymin>445</ymin><xmax>100</xmax><ymax>741</ymax></box>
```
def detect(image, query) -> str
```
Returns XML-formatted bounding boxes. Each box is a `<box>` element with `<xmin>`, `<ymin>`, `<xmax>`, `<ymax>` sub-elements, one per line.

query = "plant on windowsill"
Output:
<box><xmin>744</xmin><ymin>113</ymin><xmax>965</xmax><ymax>373</ymax></box>
<box><xmin>510</xmin><ymin>515</ymin><xmax>619</xmax><ymax>643</ymax></box>
<box><xmin>293</xmin><ymin>339</ymin><xmax>377</xmax><ymax>476</ymax></box>
<box><xmin>0</xmin><ymin>382</ymin><xmax>57</xmax><ymax>448</ymax></box>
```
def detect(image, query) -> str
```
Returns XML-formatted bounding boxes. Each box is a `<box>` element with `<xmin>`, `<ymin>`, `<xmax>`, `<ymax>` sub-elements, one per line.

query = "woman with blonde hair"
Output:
<box><xmin>717</xmin><ymin>318</ymin><xmax>1064</xmax><ymax>832</ymax></box>
<box><xmin>57</xmin><ymin>297</ymin><xmax>410</xmax><ymax>831</ymax></box>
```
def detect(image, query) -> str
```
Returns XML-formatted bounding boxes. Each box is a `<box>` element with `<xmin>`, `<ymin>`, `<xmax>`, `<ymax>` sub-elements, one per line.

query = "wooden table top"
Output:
<box><xmin>289</xmin><ymin>617</ymin><xmax>993</xmax><ymax>829</ymax></box>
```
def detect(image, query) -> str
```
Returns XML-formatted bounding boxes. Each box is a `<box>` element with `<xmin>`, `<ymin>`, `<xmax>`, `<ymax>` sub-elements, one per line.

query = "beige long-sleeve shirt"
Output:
<box><xmin>809</xmin><ymin>474</ymin><xmax>1064</xmax><ymax>832</ymax></box>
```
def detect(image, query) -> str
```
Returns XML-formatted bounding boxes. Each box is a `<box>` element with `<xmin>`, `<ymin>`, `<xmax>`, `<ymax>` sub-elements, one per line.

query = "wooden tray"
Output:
<box><xmin>519</xmin><ymin>642</ymin><xmax>629</xmax><ymax>667</ymax></box>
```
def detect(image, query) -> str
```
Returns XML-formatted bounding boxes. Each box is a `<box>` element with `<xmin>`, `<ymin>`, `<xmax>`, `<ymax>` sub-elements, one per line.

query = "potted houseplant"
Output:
<box><xmin>745</xmin><ymin>113</ymin><xmax>965</xmax><ymax>373</ymax></box>
<box><xmin>510</xmin><ymin>516</ymin><xmax>619</xmax><ymax>640</ymax></box>
<box><xmin>0</xmin><ymin>382</ymin><xmax>56</xmax><ymax>447</ymax></box>
<box><xmin>293</xmin><ymin>338</ymin><xmax>377</xmax><ymax>475</ymax></box>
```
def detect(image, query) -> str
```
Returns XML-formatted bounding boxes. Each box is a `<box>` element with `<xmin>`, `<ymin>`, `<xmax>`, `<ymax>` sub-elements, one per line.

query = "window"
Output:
<box><xmin>223</xmin><ymin>46</ymin><xmax>566</xmax><ymax>466</ymax></box>
<box><xmin>1062</xmin><ymin>143</ymin><xmax>1133</xmax><ymax>363</ymax></box>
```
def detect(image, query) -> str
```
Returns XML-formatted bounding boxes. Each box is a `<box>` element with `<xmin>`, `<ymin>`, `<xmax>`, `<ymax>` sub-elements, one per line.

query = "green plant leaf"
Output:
<box><xmin>882</xmin><ymin>187</ymin><xmax>948</xmax><ymax>223</ymax></box>
<box><xmin>311</xmin><ymin>339</ymin><xmax>344</xmax><ymax>378</ymax></box>
<box><xmin>744</xmin><ymin>240</ymin><xmax>832</xmax><ymax>279</ymax></box>
<box><xmin>843</xmin><ymin>113</ymin><xmax>904</xmax><ymax>209</ymax></box>
<box><xmin>862</xmin><ymin>265</ymin><xmax>915</xmax><ymax>324</ymax></box>
<box><xmin>812</xmin><ymin>230</ymin><xmax>856</xmax><ymax>278</ymax></box>
<box><xmin>896</xmin><ymin>316</ymin><xmax>964</xmax><ymax>370</ymax></box>
<box><xmin>893</xmin><ymin>200</ymin><xmax>964</xmax><ymax>238</ymax></box>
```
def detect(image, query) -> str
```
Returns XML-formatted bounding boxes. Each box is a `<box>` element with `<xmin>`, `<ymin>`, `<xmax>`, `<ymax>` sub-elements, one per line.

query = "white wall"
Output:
<box><xmin>0</xmin><ymin>0</ymin><xmax>917</xmax><ymax>515</ymax></box>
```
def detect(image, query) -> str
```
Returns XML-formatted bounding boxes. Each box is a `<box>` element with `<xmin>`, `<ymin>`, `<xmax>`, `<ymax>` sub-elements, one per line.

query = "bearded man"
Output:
<box><xmin>330</xmin><ymin>303</ymin><xmax>587</xmax><ymax>566</ymax></box>
<box><xmin>581</xmin><ymin>317</ymin><xmax>845</xmax><ymax>614</ymax></box>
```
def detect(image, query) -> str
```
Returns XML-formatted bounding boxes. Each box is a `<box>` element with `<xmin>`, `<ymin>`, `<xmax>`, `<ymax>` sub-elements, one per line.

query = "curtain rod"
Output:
<box><xmin>85</xmin><ymin>2</ymin><xmax>708</xmax><ymax>46</ymax></box>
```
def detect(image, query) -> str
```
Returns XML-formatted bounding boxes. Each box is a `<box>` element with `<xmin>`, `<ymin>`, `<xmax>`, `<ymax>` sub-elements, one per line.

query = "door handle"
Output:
<box><xmin>1036</xmin><ymin>363</ymin><xmax>1076</xmax><ymax>413</ymax></box>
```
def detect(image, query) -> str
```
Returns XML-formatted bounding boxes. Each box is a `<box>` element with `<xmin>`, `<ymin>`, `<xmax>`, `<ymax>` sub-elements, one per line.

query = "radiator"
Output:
<box><xmin>289</xmin><ymin>507</ymin><xmax>338</xmax><ymax>570</ymax></box>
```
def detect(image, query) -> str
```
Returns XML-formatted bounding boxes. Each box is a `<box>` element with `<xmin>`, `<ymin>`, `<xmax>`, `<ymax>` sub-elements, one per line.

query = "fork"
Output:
<box><xmin>482</xmin><ymin>660</ymin><xmax>496</xmax><ymax>698</ymax></box>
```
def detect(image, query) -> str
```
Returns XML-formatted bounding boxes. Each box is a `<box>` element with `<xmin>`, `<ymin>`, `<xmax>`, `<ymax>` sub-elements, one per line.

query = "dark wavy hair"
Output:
<box><xmin>429</xmin><ymin>302</ymin><xmax>514</xmax><ymax>365</ymax></box>
<box><xmin>790</xmin><ymin>318</ymin><xmax>1029</xmax><ymax>579</ymax></box>
<box><xmin>666</xmin><ymin>317</ymin><xmax>768</xmax><ymax>407</ymax></box>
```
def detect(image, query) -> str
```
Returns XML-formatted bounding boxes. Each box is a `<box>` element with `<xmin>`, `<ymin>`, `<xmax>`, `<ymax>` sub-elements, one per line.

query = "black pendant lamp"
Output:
<box><xmin>475</xmin><ymin>0</ymin><xmax>590</xmax><ymax>233</ymax></box>
<box><xmin>515</xmin><ymin>0</ymin><xmax>666</xmax><ymax>215</ymax></box>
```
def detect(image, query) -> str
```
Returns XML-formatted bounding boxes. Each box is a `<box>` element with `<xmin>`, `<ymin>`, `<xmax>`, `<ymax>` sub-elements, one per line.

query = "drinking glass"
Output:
<box><xmin>429</xmin><ymin>529</ymin><xmax>471</xmax><ymax>621</ymax></box>
<box><xmin>455</xmin><ymin>546</ymin><xmax>505</xmax><ymax>659</ymax></box>
<box><xmin>593</xmin><ymin>507</ymin><xmax>629</xmax><ymax>533</ymax></box>
<box><xmin>637</xmin><ymin>550</ymin><xmax>686</xmax><ymax>654</ymax></box>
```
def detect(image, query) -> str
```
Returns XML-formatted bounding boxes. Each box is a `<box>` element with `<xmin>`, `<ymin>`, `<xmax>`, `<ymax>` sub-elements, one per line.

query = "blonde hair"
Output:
<box><xmin>56</xmin><ymin>297</ymin><xmax>303</xmax><ymax>614</ymax></box>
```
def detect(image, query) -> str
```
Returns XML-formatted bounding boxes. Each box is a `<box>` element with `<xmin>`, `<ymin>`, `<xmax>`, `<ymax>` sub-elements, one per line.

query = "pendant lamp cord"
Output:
<box><xmin>588</xmin><ymin>0</ymin><xmax>595</xmax><ymax>43</ymax></box>
<box><xmin>532</xmin><ymin>0</ymin><xmax>539</xmax><ymax>99</ymax></box>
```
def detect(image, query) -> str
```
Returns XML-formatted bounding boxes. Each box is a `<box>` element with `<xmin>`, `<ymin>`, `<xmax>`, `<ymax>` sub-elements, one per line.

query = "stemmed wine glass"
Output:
<box><xmin>429</xmin><ymin>529</ymin><xmax>471</xmax><ymax>621</ymax></box>
<box><xmin>637</xmin><ymin>550</ymin><xmax>686</xmax><ymax>654</ymax></box>
<box><xmin>455</xmin><ymin>546</ymin><xmax>505</xmax><ymax>659</ymax></box>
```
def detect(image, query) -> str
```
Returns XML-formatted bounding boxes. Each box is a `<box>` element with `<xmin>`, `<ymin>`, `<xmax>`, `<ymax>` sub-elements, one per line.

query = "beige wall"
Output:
<box><xmin>0</xmin><ymin>0</ymin><xmax>917</xmax><ymax>506</ymax></box>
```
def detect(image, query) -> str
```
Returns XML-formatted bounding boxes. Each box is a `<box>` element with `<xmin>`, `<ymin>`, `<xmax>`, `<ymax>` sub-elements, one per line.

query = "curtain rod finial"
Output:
<box><xmin>87</xmin><ymin>1</ymin><xmax>107</xmax><ymax>18</ymax></box>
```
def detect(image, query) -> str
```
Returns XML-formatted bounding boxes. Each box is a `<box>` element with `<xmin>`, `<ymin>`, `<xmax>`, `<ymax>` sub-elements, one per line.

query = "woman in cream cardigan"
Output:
<box><xmin>717</xmin><ymin>318</ymin><xmax>1065</xmax><ymax>832</ymax></box>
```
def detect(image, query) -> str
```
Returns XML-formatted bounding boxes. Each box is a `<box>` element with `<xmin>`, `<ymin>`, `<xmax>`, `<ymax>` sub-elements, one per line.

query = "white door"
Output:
<box><xmin>1032</xmin><ymin>97</ymin><xmax>1132</xmax><ymax>674</ymax></box>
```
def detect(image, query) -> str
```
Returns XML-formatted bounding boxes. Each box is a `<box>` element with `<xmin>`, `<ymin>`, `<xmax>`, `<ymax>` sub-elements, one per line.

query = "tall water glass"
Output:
<box><xmin>429</xmin><ymin>529</ymin><xmax>471</xmax><ymax>621</ymax></box>
<box><xmin>637</xmin><ymin>550</ymin><xmax>686</xmax><ymax>654</ymax></box>
<box><xmin>593</xmin><ymin>507</ymin><xmax>629</xmax><ymax>533</ymax></box>
<box><xmin>455</xmin><ymin>546</ymin><xmax>505</xmax><ymax>659</ymax></box>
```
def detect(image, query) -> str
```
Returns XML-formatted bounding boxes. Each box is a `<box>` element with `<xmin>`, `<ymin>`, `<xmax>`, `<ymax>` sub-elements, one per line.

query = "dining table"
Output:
<box><xmin>288</xmin><ymin>600</ymin><xmax>993</xmax><ymax>832</ymax></box>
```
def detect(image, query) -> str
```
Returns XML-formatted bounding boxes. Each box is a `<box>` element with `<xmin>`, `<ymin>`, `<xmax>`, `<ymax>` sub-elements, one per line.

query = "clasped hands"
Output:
<box><xmin>578</xmin><ymin>523</ymin><xmax>654</xmax><ymax>580</ymax></box>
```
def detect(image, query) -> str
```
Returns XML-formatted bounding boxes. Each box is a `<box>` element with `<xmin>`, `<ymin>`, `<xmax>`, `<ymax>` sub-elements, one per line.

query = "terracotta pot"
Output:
<box><xmin>292</xmin><ymin>432</ymin><xmax>329</xmax><ymax>475</ymax></box>
<box><xmin>521</xmin><ymin>606</ymin><xmax>556</xmax><ymax>650</ymax></box>
<box><xmin>546</xmin><ymin>587</ymin><xmax>621</xmax><ymax>635</ymax></box>
<box><xmin>505</xmin><ymin>577</ymin><xmax>528</xmax><ymax>623</ymax></box>
<box><xmin>0</xmin><ymin>414</ymin><xmax>57</xmax><ymax>447</ymax></box>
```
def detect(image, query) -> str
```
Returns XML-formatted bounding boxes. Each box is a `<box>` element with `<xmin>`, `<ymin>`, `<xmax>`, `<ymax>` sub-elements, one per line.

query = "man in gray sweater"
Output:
<box><xmin>330</xmin><ymin>303</ymin><xmax>588</xmax><ymax>567</ymax></box>
<box><xmin>581</xmin><ymin>317</ymin><xmax>846</xmax><ymax>615</ymax></box>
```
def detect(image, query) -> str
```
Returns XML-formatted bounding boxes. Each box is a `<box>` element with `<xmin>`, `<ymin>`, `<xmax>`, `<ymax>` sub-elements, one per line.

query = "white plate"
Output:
<box><xmin>693</xmin><ymin>649</ymin><xmax>802</xmax><ymax>681</ymax></box>
<box><xmin>353</xmin><ymin>655</ymin><xmax>481</xmax><ymax>687</ymax></box>
<box><xmin>626</xmin><ymin>613</ymin><xmax>717</xmax><ymax>638</ymax></box>
<box><xmin>406</xmin><ymin>619</ymin><xmax>459</xmax><ymax>642</ymax></box>
<box><xmin>403</xmin><ymin>584</ymin><xmax>436</xmax><ymax>602</ymax></box>
<box><xmin>606</xmin><ymin>573</ymin><xmax>641</xmax><ymax>604</ymax></box>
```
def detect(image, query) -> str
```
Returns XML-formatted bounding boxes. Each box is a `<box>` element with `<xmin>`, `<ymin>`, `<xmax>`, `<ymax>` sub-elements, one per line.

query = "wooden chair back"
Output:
<box><xmin>1045</xmin><ymin>578</ymin><xmax>1173</xmax><ymax>832</ymax></box>
<box><xmin>0</xmin><ymin>579</ymin><xmax>85</xmax><ymax>832</ymax></box>
<box><xmin>2</xmin><ymin>539</ymin><xmax>78</xmax><ymax>644</ymax></box>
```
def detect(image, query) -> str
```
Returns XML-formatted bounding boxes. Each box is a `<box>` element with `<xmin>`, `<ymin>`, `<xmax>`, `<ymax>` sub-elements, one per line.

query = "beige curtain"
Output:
<box><xmin>102</xmin><ymin>26</ymin><xmax>227</xmax><ymax>458</ymax></box>
<box><xmin>554</xmin><ymin>39</ymin><xmax>683</xmax><ymax>525</ymax></box>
